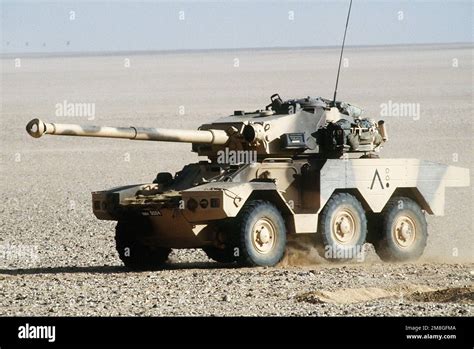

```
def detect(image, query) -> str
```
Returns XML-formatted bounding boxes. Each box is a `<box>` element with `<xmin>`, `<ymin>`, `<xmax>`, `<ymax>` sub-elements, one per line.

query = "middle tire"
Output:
<box><xmin>317</xmin><ymin>192</ymin><xmax>367</xmax><ymax>261</ymax></box>
<box><xmin>235</xmin><ymin>200</ymin><xmax>287</xmax><ymax>267</ymax></box>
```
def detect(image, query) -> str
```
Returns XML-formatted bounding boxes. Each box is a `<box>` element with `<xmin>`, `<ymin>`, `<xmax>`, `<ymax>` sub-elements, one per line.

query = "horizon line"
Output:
<box><xmin>1</xmin><ymin>41</ymin><xmax>472</xmax><ymax>59</ymax></box>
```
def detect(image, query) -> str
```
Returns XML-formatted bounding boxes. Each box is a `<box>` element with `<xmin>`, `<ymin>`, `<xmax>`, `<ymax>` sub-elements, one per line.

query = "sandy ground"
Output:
<box><xmin>0</xmin><ymin>44</ymin><xmax>472</xmax><ymax>316</ymax></box>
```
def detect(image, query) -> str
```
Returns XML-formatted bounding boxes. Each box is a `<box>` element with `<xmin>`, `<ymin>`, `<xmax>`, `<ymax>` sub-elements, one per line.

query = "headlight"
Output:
<box><xmin>186</xmin><ymin>198</ymin><xmax>198</xmax><ymax>211</ymax></box>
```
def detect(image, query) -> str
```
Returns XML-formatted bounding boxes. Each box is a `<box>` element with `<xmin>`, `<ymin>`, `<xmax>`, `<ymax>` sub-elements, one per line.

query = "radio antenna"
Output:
<box><xmin>332</xmin><ymin>0</ymin><xmax>353</xmax><ymax>106</ymax></box>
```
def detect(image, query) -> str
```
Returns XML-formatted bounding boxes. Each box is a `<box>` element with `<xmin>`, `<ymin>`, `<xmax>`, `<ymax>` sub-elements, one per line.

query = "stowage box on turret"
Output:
<box><xmin>26</xmin><ymin>94</ymin><xmax>469</xmax><ymax>269</ymax></box>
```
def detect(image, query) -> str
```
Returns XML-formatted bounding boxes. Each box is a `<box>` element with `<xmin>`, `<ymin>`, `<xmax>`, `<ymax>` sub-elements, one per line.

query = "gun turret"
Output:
<box><xmin>26</xmin><ymin>94</ymin><xmax>386</xmax><ymax>160</ymax></box>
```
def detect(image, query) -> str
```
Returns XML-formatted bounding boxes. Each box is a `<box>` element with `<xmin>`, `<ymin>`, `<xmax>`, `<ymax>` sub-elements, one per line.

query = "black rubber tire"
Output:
<box><xmin>115</xmin><ymin>218</ymin><xmax>171</xmax><ymax>270</ymax></box>
<box><xmin>317</xmin><ymin>192</ymin><xmax>367</xmax><ymax>261</ymax></box>
<box><xmin>202</xmin><ymin>246</ymin><xmax>236</xmax><ymax>264</ymax></box>
<box><xmin>235</xmin><ymin>200</ymin><xmax>286</xmax><ymax>267</ymax></box>
<box><xmin>374</xmin><ymin>197</ymin><xmax>427</xmax><ymax>262</ymax></box>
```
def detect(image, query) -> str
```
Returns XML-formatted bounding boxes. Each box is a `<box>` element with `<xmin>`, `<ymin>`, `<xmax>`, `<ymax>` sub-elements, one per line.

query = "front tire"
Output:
<box><xmin>115</xmin><ymin>218</ymin><xmax>171</xmax><ymax>270</ymax></box>
<box><xmin>235</xmin><ymin>200</ymin><xmax>286</xmax><ymax>267</ymax></box>
<box><xmin>374</xmin><ymin>197</ymin><xmax>427</xmax><ymax>262</ymax></box>
<box><xmin>317</xmin><ymin>192</ymin><xmax>367</xmax><ymax>261</ymax></box>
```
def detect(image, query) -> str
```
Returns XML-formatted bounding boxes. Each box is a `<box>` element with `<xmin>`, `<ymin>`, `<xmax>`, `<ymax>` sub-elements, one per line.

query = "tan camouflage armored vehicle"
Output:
<box><xmin>25</xmin><ymin>95</ymin><xmax>470</xmax><ymax>269</ymax></box>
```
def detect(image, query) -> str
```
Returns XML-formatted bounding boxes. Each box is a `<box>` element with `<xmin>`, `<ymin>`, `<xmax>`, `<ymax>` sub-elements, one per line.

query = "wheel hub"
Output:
<box><xmin>252</xmin><ymin>218</ymin><xmax>276</xmax><ymax>254</ymax></box>
<box><xmin>258</xmin><ymin>227</ymin><xmax>271</xmax><ymax>244</ymax></box>
<box><xmin>393</xmin><ymin>215</ymin><xmax>416</xmax><ymax>248</ymax></box>
<box><xmin>339</xmin><ymin>216</ymin><xmax>351</xmax><ymax>235</ymax></box>
<box><xmin>332</xmin><ymin>208</ymin><xmax>358</xmax><ymax>244</ymax></box>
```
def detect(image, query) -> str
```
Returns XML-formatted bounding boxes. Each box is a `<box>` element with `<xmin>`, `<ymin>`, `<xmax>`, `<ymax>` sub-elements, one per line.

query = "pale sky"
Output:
<box><xmin>1</xmin><ymin>0</ymin><xmax>472</xmax><ymax>54</ymax></box>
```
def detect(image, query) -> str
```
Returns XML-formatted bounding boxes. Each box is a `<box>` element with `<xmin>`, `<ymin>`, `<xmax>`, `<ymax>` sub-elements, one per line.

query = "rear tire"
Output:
<box><xmin>374</xmin><ymin>197</ymin><xmax>427</xmax><ymax>262</ymax></box>
<box><xmin>115</xmin><ymin>218</ymin><xmax>171</xmax><ymax>270</ymax></box>
<box><xmin>235</xmin><ymin>200</ymin><xmax>286</xmax><ymax>267</ymax></box>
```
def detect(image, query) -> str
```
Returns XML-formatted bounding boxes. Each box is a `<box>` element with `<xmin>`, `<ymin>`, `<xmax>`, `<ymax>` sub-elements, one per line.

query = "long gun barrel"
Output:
<box><xmin>26</xmin><ymin>118</ymin><xmax>229</xmax><ymax>145</ymax></box>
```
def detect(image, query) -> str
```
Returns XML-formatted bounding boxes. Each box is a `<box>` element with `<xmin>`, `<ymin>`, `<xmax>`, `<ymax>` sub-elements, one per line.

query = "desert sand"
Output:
<box><xmin>0</xmin><ymin>44</ymin><xmax>472</xmax><ymax>315</ymax></box>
